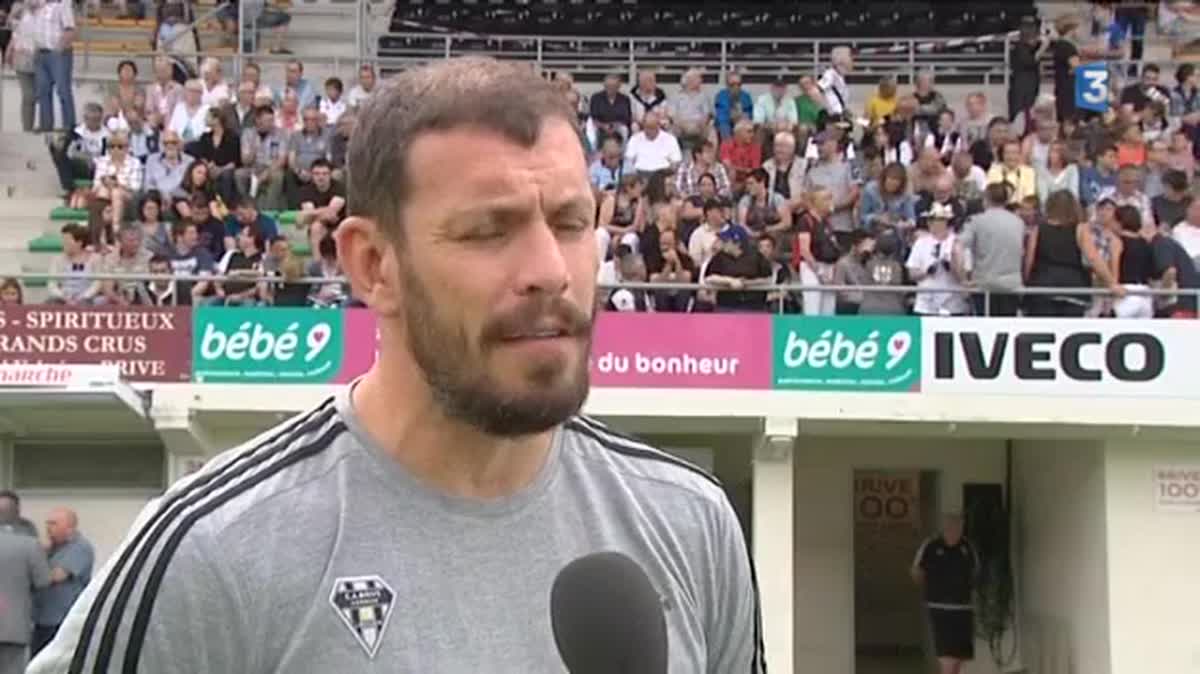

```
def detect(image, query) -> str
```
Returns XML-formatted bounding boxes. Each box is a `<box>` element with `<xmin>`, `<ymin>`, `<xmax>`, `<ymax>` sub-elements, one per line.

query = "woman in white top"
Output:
<box><xmin>168</xmin><ymin>79</ymin><xmax>210</xmax><ymax>143</ymax></box>
<box><xmin>906</xmin><ymin>203</ymin><xmax>971</xmax><ymax>315</ymax></box>
<box><xmin>1036</xmin><ymin>140</ymin><xmax>1080</xmax><ymax>205</ymax></box>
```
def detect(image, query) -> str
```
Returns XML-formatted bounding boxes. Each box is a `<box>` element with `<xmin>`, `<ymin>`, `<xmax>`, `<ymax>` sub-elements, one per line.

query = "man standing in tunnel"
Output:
<box><xmin>911</xmin><ymin>513</ymin><xmax>979</xmax><ymax>674</ymax></box>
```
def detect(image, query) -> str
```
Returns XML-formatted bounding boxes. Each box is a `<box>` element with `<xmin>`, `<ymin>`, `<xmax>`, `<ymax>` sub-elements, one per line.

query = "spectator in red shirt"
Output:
<box><xmin>720</xmin><ymin>119</ymin><xmax>761</xmax><ymax>195</ymax></box>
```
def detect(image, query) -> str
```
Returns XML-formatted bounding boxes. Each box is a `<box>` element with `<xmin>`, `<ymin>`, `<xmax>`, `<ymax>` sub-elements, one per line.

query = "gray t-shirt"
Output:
<box><xmin>960</xmin><ymin>206</ymin><xmax>1025</xmax><ymax>291</ymax></box>
<box><xmin>30</xmin><ymin>389</ymin><xmax>764</xmax><ymax>674</ymax></box>
<box><xmin>804</xmin><ymin>159</ymin><xmax>857</xmax><ymax>233</ymax></box>
<box><xmin>671</xmin><ymin>89</ymin><xmax>713</xmax><ymax>129</ymax></box>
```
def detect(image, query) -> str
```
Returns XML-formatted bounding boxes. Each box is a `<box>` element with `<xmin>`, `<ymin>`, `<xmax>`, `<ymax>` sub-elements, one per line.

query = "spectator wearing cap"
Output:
<box><xmin>715</xmin><ymin>70</ymin><xmax>753</xmax><ymax>141</ymax></box>
<box><xmin>623</xmin><ymin>109</ymin><xmax>681</xmax><ymax>186</ymax></box>
<box><xmin>347</xmin><ymin>64</ymin><xmax>377</xmax><ymax>110</ymax></box>
<box><xmin>688</xmin><ymin>199</ymin><xmax>727</xmax><ymax>268</ymax></box>
<box><xmin>701</xmin><ymin>225</ymin><xmax>774</xmax><ymax>312</ymax></box>
<box><xmin>675</xmin><ymin>141</ymin><xmax>731</xmax><ymax>198</ymax></box>
<box><xmin>630</xmin><ymin>69</ymin><xmax>668</xmax><ymax>131</ymax></box>
<box><xmin>754</xmin><ymin>78</ymin><xmax>799</xmax><ymax>128</ymax></box>
<box><xmin>738</xmin><ymin>167</ymin><xmax>791</xmax><ymax>242</ymax></box>
<box><xmin>589</xmin><ymin>73</ymin><xmax>633</xmax><ymax>145</ymax></box>
<box><xmin>803</xmin><ymin>131</ymin><xmax>860</xmax><ymax>248</ymax></box>
<box><xmin>907</xmin><ymin>203</ymin><xmax>971</xmax><ymax>316</ymax></box>
<box><xmin>47</xmin><ymin>223</ymin><xmax>100</xmax><ymax>305</ymax></box>
<box><xmin>986</xmin><ymin>141</ymin><xmax>1037</xmax><ymax>205</ymax></box>
<box><xmin>1153</xmin><ymin>170</ymin><xmax>1193</xmax><ymax>230</ymax></box>
<box><xmin>589</xmin><ymin>136</ymin><xmax>624</xmax><ymax>192</ymax></box>
<box><xmin>955</xmin><ymin>183</ymin><xmax>1025</xmax><ymax>316</ymax></box>
<box><xmin>916</xmin><ymin>172</ymin><xmax>969</xmax><ymax>232</ymax></box>
<box><xmin>791</xmin><ymin>187</ymin><xmax>841</xmax><ymax>316</ymax></box>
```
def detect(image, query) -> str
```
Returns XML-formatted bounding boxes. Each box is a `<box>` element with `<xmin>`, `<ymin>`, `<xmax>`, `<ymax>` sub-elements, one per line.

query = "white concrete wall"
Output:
<box><xmin>1013</xmin><ymin>440</ymin><xmax>1111</xmax><ymax>674</ymax></box>
<box><xmin>1104</xmin><ymin>441</ymin><xmax>1200</xmax><ymax>674</ymax></box>
<box><xmin>792</xmin><ymin>435</ymin><xmax>1008</xmax><ymax>674</ymax></box>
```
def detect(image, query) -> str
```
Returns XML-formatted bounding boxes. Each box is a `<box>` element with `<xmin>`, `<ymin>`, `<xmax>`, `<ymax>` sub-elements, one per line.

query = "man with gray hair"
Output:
<box><xmin>30</xmin><ymin>57</ymin><xmax>764</xmax><ymax>674</ymax></box>
<box><xmin>817</xmin><ymin>46</ymin><xmax>854</xmax><ymax>119</ymax></box>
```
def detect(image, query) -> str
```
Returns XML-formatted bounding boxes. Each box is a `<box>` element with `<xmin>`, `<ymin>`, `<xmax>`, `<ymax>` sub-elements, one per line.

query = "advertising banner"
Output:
<box><xmin>591</xmin><ymin>312</ymin><xmax>772</xmax><ymax>389</ymax></box>
<box><xmin>192</xmin><ymin>306</ymin><xmax>345</xmax><ymax>383</ymax></box>
<box><xmin>772</xmin><ymin>316</ymin><xmax>921</xmax><ymax>392</ymax></box>
<box><xmin>921</xmin><ymin>318</ymin><xmax>1189</xmax><ymax>397</ymax></box>
<box><xmin>0</xmin><ymin>306</ymin><xmax>191</xmax><ymax>382</ymax></box>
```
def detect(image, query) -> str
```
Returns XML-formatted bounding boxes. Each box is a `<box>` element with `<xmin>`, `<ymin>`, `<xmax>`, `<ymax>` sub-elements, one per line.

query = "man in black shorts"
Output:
<box><xmin>911</xmin><ymin>513</ymin><xmax>979</xmax><ymax>674</ymax></box>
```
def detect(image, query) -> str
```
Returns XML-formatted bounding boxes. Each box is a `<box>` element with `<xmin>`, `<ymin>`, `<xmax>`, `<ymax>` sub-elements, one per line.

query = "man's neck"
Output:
<box><xmin>351</xmin><ymin>355</ymin><xmax>555</xmax><ymax>500</ymax></box>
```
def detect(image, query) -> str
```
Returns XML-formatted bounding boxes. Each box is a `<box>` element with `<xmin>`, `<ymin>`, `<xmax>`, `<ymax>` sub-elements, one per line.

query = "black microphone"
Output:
<box><xmin>549</xmin><ymin>551</ymin><xmax>668</xmax><ymax>674</ymax></box>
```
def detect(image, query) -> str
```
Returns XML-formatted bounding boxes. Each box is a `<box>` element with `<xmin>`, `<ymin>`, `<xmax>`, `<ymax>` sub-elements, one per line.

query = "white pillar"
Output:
<box><xmin>754</xmin><ymin>416</ymin><xmax>796</xmax><ymax>673</ymax></box>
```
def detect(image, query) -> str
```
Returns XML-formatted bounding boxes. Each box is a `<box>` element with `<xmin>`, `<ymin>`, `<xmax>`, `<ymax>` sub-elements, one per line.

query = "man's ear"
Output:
<box><xmin>334</xmin><ymin>216</ymin><xmax>403</xmax><ymax>317</ymax></box>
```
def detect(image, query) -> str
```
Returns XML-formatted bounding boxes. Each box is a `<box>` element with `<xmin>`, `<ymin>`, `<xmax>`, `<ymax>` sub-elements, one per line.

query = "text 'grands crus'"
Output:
<box><xmin>4</xmin><ymin>309</ymin><xmax>177</xmax><ymax>331</ymax></box>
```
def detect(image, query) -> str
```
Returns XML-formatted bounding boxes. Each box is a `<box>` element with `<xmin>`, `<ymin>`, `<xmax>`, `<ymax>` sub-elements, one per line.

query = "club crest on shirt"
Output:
<box><xmin>329</xmin><ymin>575</ymin><xmax>396</xmax><ymax>659</ymax></box>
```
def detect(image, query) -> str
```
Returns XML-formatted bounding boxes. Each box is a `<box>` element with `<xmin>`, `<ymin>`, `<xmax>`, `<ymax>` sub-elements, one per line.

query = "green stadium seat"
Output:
<box><xmin>50</xmin><ymin>207</ymin><xmax>88</xmax><ymax>222</ymax></box>
<box><xmin>278</xmin><ymin>211</ymin><xmax>298</xmax><ymax>226</ymax></box>
<box><xmin>73</xmin><ymin>178</ymin><xmax>92</xmax><ymax>190</ymax></box>
<box><xmin>27</xmin><ymin>233</ymin><xmax>63</xmax><ymax>253</ymax></box>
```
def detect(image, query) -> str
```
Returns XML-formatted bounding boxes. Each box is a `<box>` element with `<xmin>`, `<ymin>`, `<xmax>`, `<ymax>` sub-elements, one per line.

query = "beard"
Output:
<box><xmin>401</xmin><ymin>262</ymin><xmax>594</xmax><ymax>437</ymax></box>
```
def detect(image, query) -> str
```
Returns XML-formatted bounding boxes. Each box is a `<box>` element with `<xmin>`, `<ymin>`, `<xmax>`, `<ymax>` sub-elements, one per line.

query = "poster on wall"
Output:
<box><xmin>1153</xmin><ymin>466</ymin><xmax>1200</xmax><ymax>513</ymax></box>
<box><xmin>854</xmin><ymin>471</ymin><xmax>920</xmax><ymax>526</ymax></box>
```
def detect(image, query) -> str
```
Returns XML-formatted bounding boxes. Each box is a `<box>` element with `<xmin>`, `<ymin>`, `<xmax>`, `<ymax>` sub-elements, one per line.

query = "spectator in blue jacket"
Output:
<box><xmin>714</xmin><ymin>71</ymin><xmax>753</xmax><ymax>141</ymax></box>
<box><xmin>860</xmin><ymin>162</ymin><xmax>917</xmax><ymax>231</ymax></box>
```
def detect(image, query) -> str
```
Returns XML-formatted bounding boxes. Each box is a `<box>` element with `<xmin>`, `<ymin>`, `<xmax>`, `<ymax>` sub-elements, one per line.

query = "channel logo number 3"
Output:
<box><xmin>1075</xmin><ymin>63</ymin><xmax>1110</xmax><ymax>113</ymax></box>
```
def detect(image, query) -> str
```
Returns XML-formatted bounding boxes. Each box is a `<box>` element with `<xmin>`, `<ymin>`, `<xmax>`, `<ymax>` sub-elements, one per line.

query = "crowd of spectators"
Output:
<box><xmin>2</xmin><ymin>45</ymin><xmax>373</xmax><ymax>307</ymax></box>
<box><xmin>564</xmin><ymin>10</ymin><xmax>1200</xmax><ymax>319</ymax></box>
<box><xmin>2</xmin><ymin>2</ymin><xmax>1200</xmax><ymax>318</ymax></box>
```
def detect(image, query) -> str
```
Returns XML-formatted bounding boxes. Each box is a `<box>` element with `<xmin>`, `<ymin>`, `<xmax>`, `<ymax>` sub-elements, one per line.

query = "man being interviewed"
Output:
<box><xmin>29</xmin><ymin>57</ymin><xmax>765</xmax><ymax>674</ymax></box>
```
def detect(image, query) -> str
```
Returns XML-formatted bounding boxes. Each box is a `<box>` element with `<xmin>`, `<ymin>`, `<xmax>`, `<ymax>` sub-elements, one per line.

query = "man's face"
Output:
<box><xmin>185</xmin><ymin>86</ymin><xmax>201</xmax><ymax>106</ymax></box>
<box><xmin>45</xmin><ymin>512</ymin><xmax>71</xmax><ymax>545</ymax></box>
<box><xmin>287</xmin><ymin>62</ymin><xmax>302</xmax><ymax>86</ymax></box>
<box><xmin>775</xmin><ymin>139</ymin><xmax>794</xmax><ymax>164</ymax></box>
<box><xmin>990</xmin><ymin>123</ymin><xmax>1010</xmax><ymax>146</ymax></box>
<box><xmin>819</xmin><ymin>138</ymin><xmax>837</xmax><ymax>160</ymax></box>
<box><xmin>237</xmin><ymin>204</ymin><xmax>257</xmax><ymax>225</ymax></box>
<box><xmin>382</xmin><ymin>119</ymin><xmax>596</xmax><ymax>436</ymax></box>
<box><xmin>150</xmin><ymin>260</ymin><xmax>170</xmax><ymax>277</ymax></box>
<box><xmin>1100</xmin><ymin>149</ymin><xmax>1119</xmax><ymax>171</ymax></box>
<box><xmin>943</xmin><ymin>516</ymin><xmax>964</xmax><ymax>545</ymax></box>
<box><xmin>271</xmin><ymin>238</ymin><xmax>290</xmax><ymax>259</ymax></box>
<box><xmin>238</xmin><ymin>84</ymin><xmax>255</xmax><ymax>107</ymax></box>
<box><xmin>638</xmin><ymin>72</ymin><xmax>655</xmax><ymax>91</ymax></box>
<box><xmin>303</xmin><ymin>109</ymin><xmax>322</xmax><ymax>132</ymax></box>
<box><xmin>705</xmin><ymin>207</ymin><xmax>724</xmax><ymax>226</ymax></box>
<box><xmin>360</xmin><ymin>67</ymin><xmax>376</xmax><ymax>89</ymax></box>
<box><xmin>243</xmin><ymin>66</ymin><xmax>260</xmax><ymax>85</ymax></box>
<box><xmin>748</xmin><ymin>176</ymin><xmax>766</xmax><ymax>196</ymax></box>
<box><xmin>1099</xmin><ymin>203</ymin><xmax>1117</xmax><ymax>225</ymax></box>
<box><xmin>85</xmin><ymin>107</ymin><xmax>102</xmax><ymax>129</ymax></box>
<box><xmin>967</xmin><ymin>95</ymin><xmax>985</xmax><ymax>117</ymax></box>
<box><xmin>602</xmin><ymin>138</ymin><xmax>621</xmax><ymax>161</ymax></box>
<box><xmin>642</xmin><ymin>111</ymin><xmax>660</xmax><ymax>135</ymax></box>
<box><xmin>312</xmin><ymin>165</ymin><xmax>332</xmax><ymax>190</ymax></box>
<box><xmin>1189</xmin><ymin>200</ymin><xmax>1200</xmax><ymax>225</ymax></box>
<box><xmin>757</xmin><ymin>238</ymin><xmax>774</xmax><ymax>259</ymax></box>
<box><xmin>62</xmin><ymin>233</ymin><xmax>81</xmax><ymax>255</ymax></box>
<box><xmin>1148</xmin><ymin>141</ymin><xmax>1169</xmax><ymax>165</ymax></box>
<box><xmin>934</xmin><ymin>178</ymin><xmax>954</xmax><ymax>201</ymax></box>
<box><xmin>771</xmin><ymin>82</ymin><xmax>785</xmax><ymax>99</ymax></box>
<box><xmin>256</xmin><ymin>111</ymin><xmax>274</xmax><ymax>133</ymax></box>
<box><xmin>659</xmin><ymin>231</ymin><xmax>676</xmax><ymax>253</ymax></box>
<box><xmin>735</xmin><ymin>124</ymin><xmax>752</xmax><ymax>142</ymax></box>
<box><xmin>1142</xmin><ymin>69</ymin><xmax>1159</xmax><ymax>88</ymax></box>
<box><xmin>699</xmin><ymin>145</ymin><xmax>716</xmax><ymax>165</ymax></box>
<box><xmin>237</xmin><ymin>227</ymin><xmax>256</xmax><ymax>251</ymax></box>
<box><xmin>1118</xmin><ymin>170</ymin><xmax>1141</xmax><ymax>196</ymax></box>
<box><xmin>120</xmin><ymin>229</ymin><xmax>140</xmax><ymax>255</ymax></box>
<box><xmin>190</xmin><ymin>203</ymin><xmax>209</xmax><ymax>224</ymax></box>
<box><xmin>181</xmin><ymin>225</ymin><xmax>198</xmax><ymax>248</ymax></box>
<box><xmin>0</xmin><ymin>286</ymin><xmax>18</xmax><ymax>304</ymax></box>
<box><xmin>325</xmin><ymin>84</ymin><xmax>341</xmax><ymax>102</ymax></box>
<box><xmin>604</xmin><ymin>75</ymin><xmax>620</xmax><ymax>94</ymax></box>
<box><xmin>727</xmin><ymin>75</ymin><xmax>742</xmax><ymax>92</ymax></box>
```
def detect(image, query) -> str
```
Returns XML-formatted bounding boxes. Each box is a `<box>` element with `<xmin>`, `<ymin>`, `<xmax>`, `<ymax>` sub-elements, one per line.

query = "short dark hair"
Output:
<box><xmin>117</xmin><ymin>59</ymin><xmax>138</xmax><ymax>76</ymax></box>
<box><xmin>1177</xmin><ymin>64</ymin><xmax>1196</xmax><ymax>86</ymax></box>
<box><xmin>347</xmin><ymin>57</ymin><xmax>578</xmax><ymax>239</ymax></box>
<box><xmin>243</xmin><ymin>61</ymin><xmax>261</xmax><ymax>75</ymax></box>
<box><xmin>310</xmin><ymin>158</ymin><xmax>332</xmax><ymax>172</ymax></box>
<box><xmin>170</xmin><ymin>220</ymin><xmax>195</xmax><ymax>241</ymax></box>
<box><xmin>325</xmin><ymin>77</ymin><xmax>343</xmax><ymax>94</ymax></box>
<box><xmin>747</xmin><ymin>168</ymin><xmax>769</xmax><ymax>185</ymax></box>
<box><xmin>985</xmin><ymin>182</ymin><xmax>1011</xmax><ymax>206</ymax></box>
<box><xmin>1115</xmin><ymin>205</ymin><xmax>1142</xmax><ymax>233</ymax></box>
<box><xmin>1143</xmin><ymin>63</ymin><xmax>1160</xmax><ymax>76</ymax></box>
<box><xmin>61</xmin><ymin>222</ymin><xmax>88</xmax><ymax>243</ymax></box>
<box><xmin>235</xmin><ymin>197</ymin><xmax>258</xmax><ymax>211</ymax></box>
<box><xmin>987</xmin><ymin>116</ymin><xmax>1009</xmax><ymax>131</ymax></box>
<box><xmin>318</xmin><ymin>233</ymin><xmax>337</xmax><ymax>260</ymax></box>
<box><xmin>255</xmin><ymin>104</ymin><xmax>275</xmax><ymax>118</ymax></box>
<box><xmin>703</xmin><ymin>198</ymin><xmax>724</xmax><ymax>215</ymax></box>
<box><xmin>0</xmin><ymin>489</ymin><xmax>19</xmax><ymax>506</ymax></box>
<box><xmin>756</xmin><ymin>233</ymin><xmax>774</xmax><ymax>247</ymax></box>
<box><xmin>239</xmin><ymin>224</ymin><xmax>264</xmax><ymax>250</ymax></box>
<box><xmin>148</xmin><ymin>254</ymin><xmax>169</xmax><ymax>267</ymax></box>
<box><xmin>1163</xmin><ymin>169</ymin><xmax>1189</xmax><ymax>192</ymax></box>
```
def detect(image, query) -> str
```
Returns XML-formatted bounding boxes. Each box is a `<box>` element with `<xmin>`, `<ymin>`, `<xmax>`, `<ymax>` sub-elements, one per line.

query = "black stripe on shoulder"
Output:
<box><xmin>564</xmin><ymin>415</ymin><xmax>722</xmax><ymax>490</ymax></box>
<box><xmin>72</xmin><ymin>399</ymin><xmax>337</xmax><ymax>674</ymax></box>
<box><xmin>121</xmin><ymin>420</ymin><xmax>348</xmax><ymax>672</ymax></box>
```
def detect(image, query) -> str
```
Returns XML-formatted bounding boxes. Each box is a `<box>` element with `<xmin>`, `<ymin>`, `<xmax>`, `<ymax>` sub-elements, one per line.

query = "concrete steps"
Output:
<box><xmin>0</xmin><ymin>133</ymin><xmax>62</xmax><ymax>199</ymax></box>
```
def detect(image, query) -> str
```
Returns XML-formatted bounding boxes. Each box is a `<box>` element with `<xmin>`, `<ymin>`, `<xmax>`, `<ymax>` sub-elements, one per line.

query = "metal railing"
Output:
<box><xmin>4</xmin><ymin>272</ymin><xmax>1195</xmax><ymax>318</ymax></box>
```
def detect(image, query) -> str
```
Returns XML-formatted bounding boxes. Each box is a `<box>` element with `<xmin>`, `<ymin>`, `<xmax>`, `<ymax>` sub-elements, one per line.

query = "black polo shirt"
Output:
<box><xmin>589</xmin><ymin>91</ymin><xmax>633</xmax><ymax>128</ymax></box>
<box><xmin>703</xmin><ymin>249</ymin><xmax>772</xmax><ymax>311</ymax></box>
<box><xmin>914</xmin><ymin>536</ymin><xmax>978</xmax><ymax>608</ymax></box>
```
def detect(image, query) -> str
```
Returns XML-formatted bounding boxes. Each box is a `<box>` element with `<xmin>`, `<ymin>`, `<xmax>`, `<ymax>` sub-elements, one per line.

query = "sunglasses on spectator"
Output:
<box><xmin>163</xmin><ymin>140</ymin><xmax>180</xmax><ymax>145</ymax></box>
<box><xmin>110</xmin><ymin>143</ymin><xmax>128</xmax><ymax>149</ymax></box>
